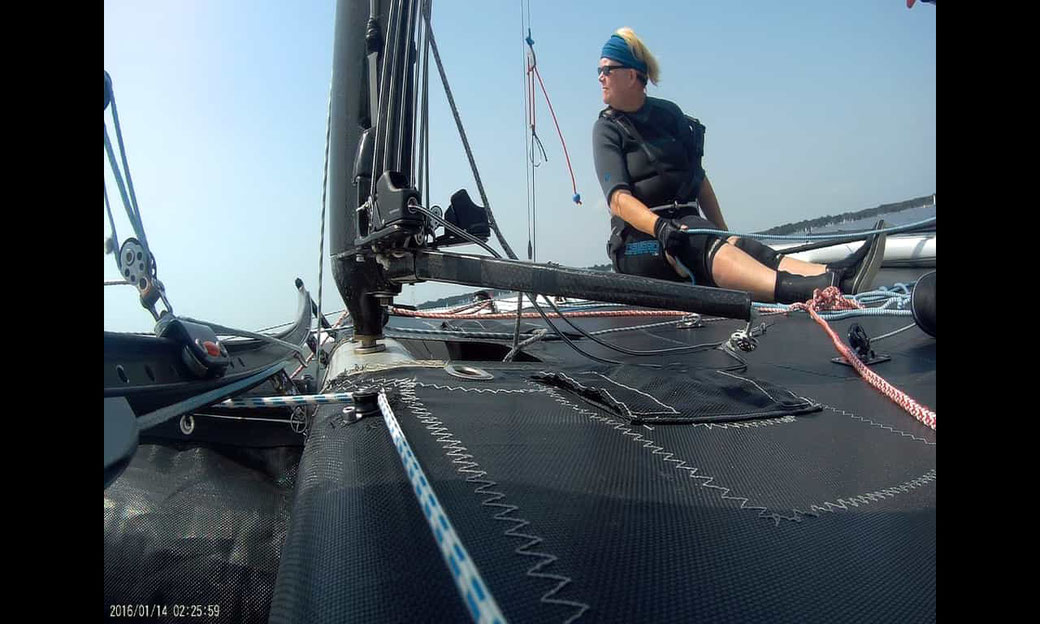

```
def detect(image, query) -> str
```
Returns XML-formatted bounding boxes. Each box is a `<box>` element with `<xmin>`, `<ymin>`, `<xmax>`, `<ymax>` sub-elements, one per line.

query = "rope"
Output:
<box><xmin>315</xmin><ymin>77</ymin><xmax>333</xmax><ymax>388</ymax></box>
<box><xmin>104</xmin><ymin>84</ymin><xmax>150</xmax><ymax>255</ymax></box>
<box><xmin>377</xmin><ymin>391</ymin><xmax>508</xmax><ymax>624</ymax></box>
<box><xmin>104</xmin><ymin>181</ymin><xmax>119</xmax><ymax>256</ymax></box>
<box><xmin>422</xmin><ymin>4</ymin><xmax>519</xmax><ymax>261</ymax></box>
<box><xmin>104</xmin><ymin>126</ymin><xmax>148</xmax><ymax>255</ymax></box>
<box><xmin>870</xmin><ymin>322</ymin><xmax>918</xmax><ymax>343</ymax></box>
<box><xmin>387</xmin><ymin>315</ymin><xmax>721</xmax><ymax>339</ymax></box>
<box><xmin>790</xmin><ymin>287</ymin><xmax>936</xmax><ymax>430</ymax></box>
<box><xmin>388</xmin><ymin>327</ymin><xmax>539</xmax><ymax>340</ymax></box>
<box><xmin>529</xmin><ymin>62</ymin><xmax>580</xmax><ymax>205</ymax></box>
<box><xmin>521</xmin><ymin>16</ymin><xmax>580</xmax><ymax>207</ymax></box>
<box><xmin>520</xmin><ymin>0</ymin><xmax>535</xmax><ymax>262</ymax></box>
<box><xmin>217</xmin><ymin>391</ymin><xmax>355</xmax><ymax>408</ymax></box>
<box><xmin>503</xmin><ymin>328</ymin><xmax>548</xmax><ymax>362</ymax></box>
<box><xmin>389</xmin><ymin>307</ymin><xmax>694</xmax><ymax>320</ymax></box>
<box><xmin>179</xmin><ymin>317</ymin><xmax>310</xmax><ymax>357</ymax></box>
<box><xmin>678</xmin><ymin>216</ymin><xmax>936</xmax><ymax>243</ymax></box>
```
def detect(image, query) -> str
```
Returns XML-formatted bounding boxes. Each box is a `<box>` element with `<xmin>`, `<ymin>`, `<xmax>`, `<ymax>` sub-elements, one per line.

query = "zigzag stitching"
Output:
<box><xmin>533</xmin><ymin>382</ymin><xmax>795</xmax><ymax>525</ymax></box>
<box><xmin>413</xmin><ymin>381</ymin><xmax>543</xmax><ymax>394</ymax></box>
<box><xmin>391</xmin><ymin>377</ymin><xmax>590</xmax><ymax>623</ymax></box>
<box><xmin>789</xmin><ymin>469</ymin><xmax>937</xmax><ymax>520</ymax></box>
<box><xmin>822</xmin><ymin>404</ymin><xmax>937</xmax><ymax>446</ymax></box>
<box><xmin>644</xmin><ymin>414</ymin><xmax>797</xmax><ymax>432</ymax></box>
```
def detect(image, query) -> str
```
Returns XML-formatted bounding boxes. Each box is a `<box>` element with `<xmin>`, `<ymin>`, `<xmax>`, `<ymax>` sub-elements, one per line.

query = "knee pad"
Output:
<box><xmin>733</xmin><ymin>237</ymin><xmax>782</xmax><ymax>269</ymax></box>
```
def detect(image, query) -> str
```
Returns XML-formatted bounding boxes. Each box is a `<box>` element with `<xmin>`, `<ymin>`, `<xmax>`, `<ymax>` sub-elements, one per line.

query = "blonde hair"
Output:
<box><xmin>615</xmin><ymin>27</ymin><xmax>660</xmax><ymax>85</ymax></box>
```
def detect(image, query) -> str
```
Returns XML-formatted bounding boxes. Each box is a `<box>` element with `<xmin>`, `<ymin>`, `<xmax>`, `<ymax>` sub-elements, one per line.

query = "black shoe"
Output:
<box><xmin>839</xmin><ymin>219</ymin><xmax>887</xmax><ymax>295</ymax></box>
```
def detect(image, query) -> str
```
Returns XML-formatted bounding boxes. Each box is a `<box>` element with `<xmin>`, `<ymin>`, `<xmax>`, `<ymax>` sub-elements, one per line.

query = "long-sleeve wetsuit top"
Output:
<box><xmin>592</xmin><ymin>96</ymin><xmax>706</xmax><ymax>242</ymax></box>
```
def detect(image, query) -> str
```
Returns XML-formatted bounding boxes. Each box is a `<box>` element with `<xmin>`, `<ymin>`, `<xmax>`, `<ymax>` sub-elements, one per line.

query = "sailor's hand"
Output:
<box><xmin>654</xmin><ymin>217</ymin><xmax>687</xmax><ymax>253</ymax></box>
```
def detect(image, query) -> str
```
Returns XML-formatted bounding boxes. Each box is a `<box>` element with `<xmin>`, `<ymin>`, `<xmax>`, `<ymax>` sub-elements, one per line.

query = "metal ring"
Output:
<box><xmin>290</xmin><ymin>407</ymin><xmax>308</xmax><ymax>434</ymax></box>
<box><xmin>179</xmin><ymin>414</ymin><xmax>195</xmax><ymax>435</ymax></box>
<box><xmin>444</xmin><ymin>364</ymin><xmax>494</xmax><ymax>381</ymax></box>
<box><xmin>677</xmin><ymin>314</ymin><xmax>704</xmax><ymax>329</ymax></box>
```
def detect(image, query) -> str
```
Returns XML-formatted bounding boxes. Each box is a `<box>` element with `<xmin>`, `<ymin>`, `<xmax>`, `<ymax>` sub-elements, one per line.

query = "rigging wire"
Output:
<box><xmin>679</xmin><ymin>216</ymin><xmax>936</xmax><ymax>244</ymax></box>
<box><xmin>415</xmin><ymin>205</ymin><xmax>729</xmax><ymax>365</ymax></box>
<box><xmin>179</xmin><ymin>316</ymin><xmax>309</xmax><ymax>356</ymax></box>
<box><xmin>314</xmin><ymin>77</ymin><xmax>334</xmax><ymax>388</ymax></box>
<box><xmin>416</xmin><ymin>206</ymin><xmax>621</xmax><ymax>365</ymax></box>
<box><xmin>416</xmin><ymin>1</ymin><xmax>432</xmax><ymax>211</ymax></box>
<box><xmin>516</xmin><ymin>0</ymin><xmax>533</xmax><ymax>362</ymax></box>
<box><xmin>104</xmin><ymin>127</ymin><xmax>148</xmax><ymax>256</ymax></box>
<box><xmin>421</xmin><ymin>2</ymin><xmax>520</xmax><ymax>261</ymax></box>
<box><xmin>526</xmin><ymin>43</ymin><xmax>581</xmax><ymax>206</ymax></box>
<box><xmin>104</xmin><ymin>82</ymin><xmax>150</xmax><ymax>255</ymax></box>
<box><xmin>105</xmin><ymin>74</ymin><xmax>174</xmax><ymax>318</ymax></box>
<box><xmin>520</xmin><ymin>0</ymin><xmax>535</xmax><ymax>262</ymax></box>
<box><xmin>104</xmin><ymin>181</ymin><xmax>119</xmax><ymax>255</ymax></box>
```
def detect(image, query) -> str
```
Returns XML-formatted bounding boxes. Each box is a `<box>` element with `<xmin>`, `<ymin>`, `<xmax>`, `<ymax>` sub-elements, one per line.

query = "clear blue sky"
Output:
<box><xmin>104</xmin><ymin>1</ymin><xmax>936</xmax><ymax>333</ymax></box>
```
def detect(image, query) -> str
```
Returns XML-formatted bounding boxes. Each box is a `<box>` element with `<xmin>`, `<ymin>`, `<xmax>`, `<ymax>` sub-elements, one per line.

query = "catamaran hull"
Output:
<box><xmin>772</xmin><ymin>234</ymin><xmax>936</xmax><ymax>267</ymax></box>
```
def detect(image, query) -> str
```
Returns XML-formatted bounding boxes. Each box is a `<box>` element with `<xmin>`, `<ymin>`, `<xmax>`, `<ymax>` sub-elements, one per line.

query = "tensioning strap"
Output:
<box><xmin>376</xmin><ymin>390</ymin><xmax>507</xmax><ymax>624</ymax></box>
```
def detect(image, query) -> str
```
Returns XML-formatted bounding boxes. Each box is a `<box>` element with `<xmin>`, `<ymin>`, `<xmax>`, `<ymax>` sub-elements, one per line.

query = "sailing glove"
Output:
<box><xmin>653</xmin><ymin>217</ymin><xmax>687</xmax><ymax>254</ymax></box>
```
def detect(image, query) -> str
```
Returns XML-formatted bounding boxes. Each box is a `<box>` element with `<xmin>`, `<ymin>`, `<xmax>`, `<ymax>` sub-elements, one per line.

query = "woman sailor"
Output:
<box><xmin>592</xmin><ymin>28</ymin><xmax>885</xmax><ymax>304</ymax></box>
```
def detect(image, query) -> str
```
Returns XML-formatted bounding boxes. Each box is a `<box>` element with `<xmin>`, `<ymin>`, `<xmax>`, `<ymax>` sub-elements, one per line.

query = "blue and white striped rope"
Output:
<box><xmin>811</xmin><ymin>308</ymin><xmax>913</xmax><ymax>321</ymax></box>
<box><xmin>377</xmin><ymin>391</ymin><xmax>507</xmax><ymax>624</ymax></box>
<box><xmin>217</xmin><ymin>392</ymin><xmax>355</xmax><ymax>408</ymax></box>
<box><xmin>753</xmin><ymin>301</ymin><xmax>913</xmax><ymax>320</ymax></box>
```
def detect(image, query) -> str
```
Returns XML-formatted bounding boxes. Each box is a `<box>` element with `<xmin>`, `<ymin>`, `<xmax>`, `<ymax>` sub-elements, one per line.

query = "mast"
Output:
<box><xmin>328</xmin><ymin>0</ymin><xmax>405</xmax><ymax>349</ymax></box>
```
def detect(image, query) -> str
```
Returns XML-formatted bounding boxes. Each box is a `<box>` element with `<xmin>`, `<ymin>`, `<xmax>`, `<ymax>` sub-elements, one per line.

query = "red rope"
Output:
<box><xmin>530</xmin><ymin>64</ymin><xmax>580</xmax><ymax>203</ymax></box>
<box><xmin>791</xmin><ymin>287</ymin><xmax>936</xmax><ymax>430</ymax></box>
<box><xmin>528</xmin><ymin>58</ymin><xmax>536</xmax><ymax>134</ymax></box>
<box><xmin>389</xmin><ymin>307</ymin><xmax>694</xmax><ymax>320</ymax></box>
<box><xmin>444</xmin><ymin>299</ymin><xmax>492</xmax><ymax>315</ymax></box>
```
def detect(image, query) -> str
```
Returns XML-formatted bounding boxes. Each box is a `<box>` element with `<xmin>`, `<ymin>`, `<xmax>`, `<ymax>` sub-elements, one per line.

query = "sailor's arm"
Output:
<box><xmin>697</xmin><ymin>176</ymin><xmax>728</xmax><ymax>231</ymax></box>
<box><xmin>609</xmin><ymin>189</ymin><xmax>661</xmax><ymax>237</ymax></box>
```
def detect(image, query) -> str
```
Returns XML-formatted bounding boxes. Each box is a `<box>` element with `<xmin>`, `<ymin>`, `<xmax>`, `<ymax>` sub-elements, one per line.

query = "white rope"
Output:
<box><xmin>377</xmin><ymin>390</ymin><xmax>508</xmax><ymax>623</ymax></box>
<box><xmin>217</xmin><ymin>391</ymin><xmax>355</xmax><ymax>408</ymax></box>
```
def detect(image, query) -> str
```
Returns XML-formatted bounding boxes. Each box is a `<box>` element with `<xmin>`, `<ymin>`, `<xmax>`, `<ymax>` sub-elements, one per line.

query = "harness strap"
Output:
<box><xmin>602</xmin><ymin>109</ymin><xmax>704</xmax><ymax>204</ymax></box>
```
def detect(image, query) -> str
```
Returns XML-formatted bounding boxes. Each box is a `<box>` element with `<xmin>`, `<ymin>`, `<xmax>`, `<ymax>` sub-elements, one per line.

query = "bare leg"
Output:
<box><xmin>777</xmin><ymin>256</ymin><xmax>827</xmax><ymax>276</ymax></box>
<box><xmin>723</xmin><ymin>236</ymin><xmax>827</xmax><ymax>276</ymax></box>
<box><xmin>665</xmin><ymin>237</ymin><xmax>779</xmax><ymax>301</ymax></box>
<box><xmin>706</xmin><ymin>244</ymin><xmax>779</xmax><ymax>302</ymax></box>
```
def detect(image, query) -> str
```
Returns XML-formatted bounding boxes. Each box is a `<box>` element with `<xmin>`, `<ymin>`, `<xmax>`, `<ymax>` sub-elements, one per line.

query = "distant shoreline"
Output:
<box><xmin>759</xmin><ymin>193</ymin><xmax>935</xmax><ymax>236</ymax></box>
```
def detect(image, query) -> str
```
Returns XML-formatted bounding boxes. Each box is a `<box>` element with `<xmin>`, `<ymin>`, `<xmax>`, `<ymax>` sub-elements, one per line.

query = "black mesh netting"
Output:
<box><xmin>266</xmin><ymin>364</ymin><xmax>934</xmax><ymax>623</ymax></box>
<box><xmin>104</xmin><ymin>443</ymin><xmax>301</xmax><ymax>622</ymax></box>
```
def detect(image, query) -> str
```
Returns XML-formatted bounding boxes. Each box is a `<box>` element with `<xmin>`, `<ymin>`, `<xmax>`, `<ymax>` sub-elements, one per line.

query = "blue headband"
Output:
<box><xmin>600</xmin><ymin>34</ymin><xmax>647</xmax><ymax>74</ymax></box>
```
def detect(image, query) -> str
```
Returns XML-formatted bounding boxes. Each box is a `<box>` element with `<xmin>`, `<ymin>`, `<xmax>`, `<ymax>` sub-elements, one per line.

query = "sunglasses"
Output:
<box><xmin>597</xmin><ymin>65</ymin><xmax>629</xmax><ymax>77</ymax></box>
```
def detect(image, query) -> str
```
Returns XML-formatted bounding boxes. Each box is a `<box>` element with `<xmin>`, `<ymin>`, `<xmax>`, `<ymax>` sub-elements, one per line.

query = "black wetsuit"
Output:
<box><xmin>593</xmin><ymin>96</ymin><xmax>718</xmax><ymax>284</ymax></box>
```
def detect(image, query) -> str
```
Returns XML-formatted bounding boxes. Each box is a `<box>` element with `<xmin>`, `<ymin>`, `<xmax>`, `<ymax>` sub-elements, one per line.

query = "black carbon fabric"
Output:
<box><xmin>104</xmin><ymin>268</ymin><xmax>934</xmax><ymax>623</ymax></box>
<box><xmin>268</xmin><ymin>404</ymin><xmax>470</xmax><ymax>624</ymax></box>
<box><xmin>302</xmin><ymin>361</ymin><xmax>934</xmax><ymax>623</ymax></box>
<box><xmin>103</xmin><ymin>444</ymin><xmax>302</xmax><ymax>623</ymax></box>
